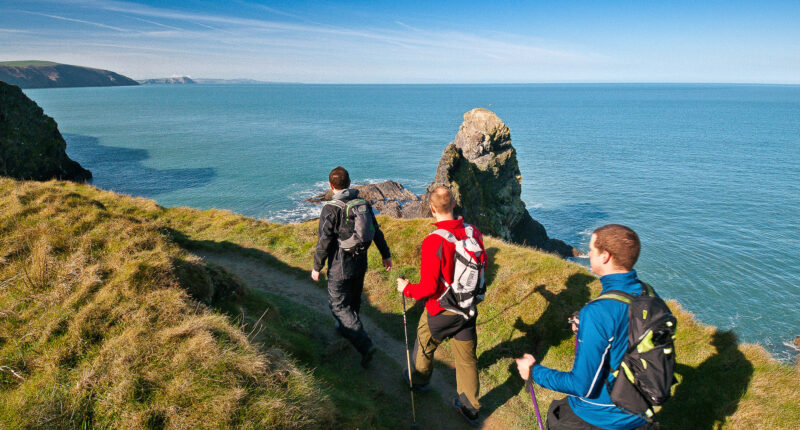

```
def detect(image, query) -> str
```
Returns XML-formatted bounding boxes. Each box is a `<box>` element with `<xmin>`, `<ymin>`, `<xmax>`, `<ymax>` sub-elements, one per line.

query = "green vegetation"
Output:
<box><xmin>0</xmin><ymin>179</ymin><xmax>333</xmax><ymax>428</ymax></box>
<box><xmin>2</xmin><ymin>177</ymin><xmax>798</xmax><ymax>428</ymax></box>
<box><xmin>0</xmin><ymin>61</ymin><xmax>58</xmax><ymax>67</ymax></box>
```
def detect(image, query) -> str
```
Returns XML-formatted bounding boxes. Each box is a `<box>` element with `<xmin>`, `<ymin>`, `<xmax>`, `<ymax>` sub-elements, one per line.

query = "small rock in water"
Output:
<box><xmin>794</xmin><ymin>335</ymin><xmax>800</xmax><ymax>350</ymax></box>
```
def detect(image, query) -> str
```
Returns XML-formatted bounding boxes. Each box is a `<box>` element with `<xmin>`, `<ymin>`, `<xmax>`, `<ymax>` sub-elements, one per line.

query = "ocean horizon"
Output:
<box><xmin>24</xmin><ymin>83</ymin><xmax>800</xmax><ymax>361</ymax></box>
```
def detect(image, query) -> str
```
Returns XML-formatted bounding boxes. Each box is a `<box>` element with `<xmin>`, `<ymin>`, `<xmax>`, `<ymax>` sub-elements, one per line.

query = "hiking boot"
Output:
<box><xmin>401</xmin><ymin>368</ymin><xmax>431</xmax><ymax>393</ymax></box>
<box><xmin>360</xmin><ymin>346</ymin><xmax>376</xmax><ymax>368</ymax></box>
<box><xmin>451</xmin><ymin>396</ymin><xmax>480</xmax><ymax>427</ymax></box>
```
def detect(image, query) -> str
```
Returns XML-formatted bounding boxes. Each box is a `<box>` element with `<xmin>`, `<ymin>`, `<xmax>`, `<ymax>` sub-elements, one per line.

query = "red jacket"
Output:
<box><xmin>403</xmin><ymin>218</ymin><xmax>488</xmax><ymax>316</ymax></box>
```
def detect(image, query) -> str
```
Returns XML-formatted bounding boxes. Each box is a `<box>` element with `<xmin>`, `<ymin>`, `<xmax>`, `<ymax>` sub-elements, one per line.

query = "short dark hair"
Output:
<box><xmin>329</xmin><ymin>166</ymin><xmax>350</xmax><ymax>190</ymax></box>
<box><xmin>593</xmin><ymin>224</ymin><xmax>641</xmax><ymax>270</ymax></box>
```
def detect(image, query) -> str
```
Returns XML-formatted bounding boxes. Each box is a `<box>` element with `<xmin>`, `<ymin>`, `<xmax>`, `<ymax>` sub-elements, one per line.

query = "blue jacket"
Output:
<box><xmin>531</xmin><ymin>271</ymin><xmax>647</xmax><ymax>430</ymax></box>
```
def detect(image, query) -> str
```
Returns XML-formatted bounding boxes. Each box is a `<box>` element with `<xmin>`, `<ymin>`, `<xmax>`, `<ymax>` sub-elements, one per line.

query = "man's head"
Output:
<box><xmin>328</xmin><ymin>166</ymin><xmax>350</xmax><ymax>191</ymax></box>
<box><xmin>588</xmin><ymin>224</ymin><xmax>640</xmax><ymax>276</ymax></box>
<box><xmin>429</xmin><ymin>186</ymin><xmax>455</xmax><ymax>220</ymax></box>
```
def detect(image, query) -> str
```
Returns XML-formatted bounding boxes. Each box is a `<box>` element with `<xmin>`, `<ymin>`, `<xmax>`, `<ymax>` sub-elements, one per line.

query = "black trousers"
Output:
<box><xmin>327</xmin><ymin>271</ymin><xmax>372</xmax><ymax>355</ymax></box>
<box><xmin>546</xmin><ymin>397</ymin><xmax>659</xmax><ymax>430</ymax></box>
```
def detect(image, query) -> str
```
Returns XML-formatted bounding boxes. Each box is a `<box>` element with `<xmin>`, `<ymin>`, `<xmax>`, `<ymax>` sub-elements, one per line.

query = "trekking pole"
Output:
<box><xmin>525</xmin><ymin>376</ymin><xmax>545</xmax><ymax>430</ymax></box>
<box><xmin>399</xmin><ymin>275</ymin><xmax>418</xmax><ymax>429</ymax></box>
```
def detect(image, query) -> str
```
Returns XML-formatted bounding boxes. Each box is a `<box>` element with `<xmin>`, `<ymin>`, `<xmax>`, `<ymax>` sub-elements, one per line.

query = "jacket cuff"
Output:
<box><xmin>531</xmin><ymin>363</ymin><xmax>544</xmax><ymax>384</ymax></box>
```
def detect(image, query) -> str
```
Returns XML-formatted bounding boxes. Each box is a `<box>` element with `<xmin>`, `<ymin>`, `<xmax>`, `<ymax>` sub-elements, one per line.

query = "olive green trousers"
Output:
<box><xmin>411</xmin><ymin>310</ymin><xmax>480</xmax><ymax>413</ymax></box>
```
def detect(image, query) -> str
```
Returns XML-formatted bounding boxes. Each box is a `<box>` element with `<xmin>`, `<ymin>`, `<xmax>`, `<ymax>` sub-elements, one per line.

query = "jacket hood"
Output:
<box><xmin>332</xmin><ymin>188</ymin><xmax>359</xmax><ymax>200</ymax></box>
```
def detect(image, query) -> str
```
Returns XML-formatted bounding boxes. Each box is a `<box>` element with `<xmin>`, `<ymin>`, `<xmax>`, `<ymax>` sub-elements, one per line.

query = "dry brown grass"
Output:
<box><xmin>0</xmin><ymin>178</ymin><xmax>334</xmax><ymax>429</ymax></box>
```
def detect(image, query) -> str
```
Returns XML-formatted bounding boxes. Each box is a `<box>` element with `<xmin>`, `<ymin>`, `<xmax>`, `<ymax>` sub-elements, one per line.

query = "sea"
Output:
<box><xmin>23</xmin><ymin>84</ymin><xmax>800</xmax><ymax>361</ymax></box>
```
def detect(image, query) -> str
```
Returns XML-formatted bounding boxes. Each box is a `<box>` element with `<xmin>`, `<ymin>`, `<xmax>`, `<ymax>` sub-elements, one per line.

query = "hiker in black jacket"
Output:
<box><xmin>312</xmin><ymin>166</ymin><xmax>392</xmax><ymax>367</ymax></box>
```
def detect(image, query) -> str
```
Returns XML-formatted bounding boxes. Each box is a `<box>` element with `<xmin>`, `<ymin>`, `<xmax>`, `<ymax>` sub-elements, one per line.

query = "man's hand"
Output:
<box><xmin>569</xmin><ymin>311</ymin><xmax>580</xmax><ymax>334</ymax></box>
<box><xmin>515</xmin><ymin>353</ymin><xmax>537</xmax><ymax>381</ymax></box>
<box><xmin>383</xmin><ymin>258</ymin><xmax>393</xmax><ymax>272</ymax></box>
<box><xmin>311</xmin><ymin>270</ymin><xmax>320</xmax><ymax>282</ymax></box>
<box><xmin>396</xmin><ymin>277</ymin><xmax>410</xmax><ymax>293</ymax></box>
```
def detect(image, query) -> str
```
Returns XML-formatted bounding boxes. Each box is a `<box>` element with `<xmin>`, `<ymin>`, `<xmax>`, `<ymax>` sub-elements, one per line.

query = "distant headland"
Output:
<box><xmin>138</xmin><ymin>76</ymin><xmax>196</xmax><ymax>85</ymax></box>
<box><xmin>0</xmin><ymin>61</ymin><xmax>138</xmax><ymax>89</ymax></box>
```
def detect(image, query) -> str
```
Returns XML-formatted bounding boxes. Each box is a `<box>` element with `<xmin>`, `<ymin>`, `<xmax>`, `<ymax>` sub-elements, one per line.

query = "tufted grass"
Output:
<box><xmin>2</xmin><ymin>177</ymin><xmax>798</xmax><ymax>428</ymax></box>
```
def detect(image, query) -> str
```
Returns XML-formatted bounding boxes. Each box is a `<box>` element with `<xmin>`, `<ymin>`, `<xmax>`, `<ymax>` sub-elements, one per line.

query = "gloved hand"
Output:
<box><xmin>396</xmin><ymin>277</ymin><xmax>410</xmax><ymax>293</ymax></box>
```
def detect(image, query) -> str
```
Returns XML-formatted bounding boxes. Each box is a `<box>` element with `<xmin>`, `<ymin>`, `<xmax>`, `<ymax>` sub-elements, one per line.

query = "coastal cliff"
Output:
<box><xmin>0</xmin><ymin>81</ymin><xmax>91</xmax><ymax>181</ymax></box>
<box><xmin>0</xmin><ymin>61</ymin><xmax>138</xmax><ymax>89</ymax></box>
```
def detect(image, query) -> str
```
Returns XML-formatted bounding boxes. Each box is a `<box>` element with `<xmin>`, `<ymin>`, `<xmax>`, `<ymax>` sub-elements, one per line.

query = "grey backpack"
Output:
<box><xmin>430</xmin><ymin>225</ymin><xmax>486</xmax><ymax>319</ymax></box>
<box><xmin>327</xmin><ymin>198</ymin><xmax>376</xmax><ymax>254</ymax></box>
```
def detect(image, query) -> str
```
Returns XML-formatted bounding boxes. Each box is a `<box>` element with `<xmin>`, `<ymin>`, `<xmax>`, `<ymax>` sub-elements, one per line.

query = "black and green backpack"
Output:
<box><xmin>327</xmin><ymin>198</ymin><xmax>376</xmax><ymax>254</ymax></box>
<box><xmin>592</xmin><ymin>281</ymin><xmax>678</xmax><ymax>420</ymax></box>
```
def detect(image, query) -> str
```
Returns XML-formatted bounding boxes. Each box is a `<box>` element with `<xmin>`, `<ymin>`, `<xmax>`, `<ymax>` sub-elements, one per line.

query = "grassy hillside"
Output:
<box><xmin>0</xmin><ymin>61</ymin><xmax>58</xmax><ymax>67</ymax></box>
<box><xmin>0</xmin><ymin>62</ymin><xmax>138</xmax><ymax>89</ymax></box>
<box><xmin>162</xmin><ymin>193</ymin><xmax>800</xmax><ymax>429</ymax></box>
<box><xmin>0</xmin><ymin>179</ymin><xmax>333</xmax><ymax>429</ymax></box>
<box><xmin>2</xmin><ymin>178</ymin><xmax>798</xmax><ymax>428</ymax></box>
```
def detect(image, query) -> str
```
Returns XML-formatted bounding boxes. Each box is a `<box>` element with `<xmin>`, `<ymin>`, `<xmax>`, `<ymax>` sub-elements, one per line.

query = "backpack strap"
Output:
<box><xmin>430</xmin><ymin>229</ymin><xmax>457</xmax><ymax>243</ymax></box>
<box><xmin>325</xmin><ymin>199</ymin><xmax>346</xmax><ymax>210</ymax></box>
<box><xmin>638</xmin><ymin>280</ymin><xmax>655</xmax><ymax>297</ymax></box>
<box><xmin>590</xmin><ymin>289</ymin><xmax>635</xmax><ymax>306</ymax></box>
<box><xmin>344</xmin><ymin>198</ymin><xmax>368</xmax><ymax>217</ymax></box>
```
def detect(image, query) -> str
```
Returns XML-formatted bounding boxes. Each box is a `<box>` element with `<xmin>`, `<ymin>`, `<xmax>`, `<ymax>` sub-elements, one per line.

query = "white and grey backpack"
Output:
<box><xmin>431</xmin><ymin>224</ymin><xmax>486</xmax><ymax>319</ymax></box>
<box><xmin>327</xmin><ymin>198</ymin><xmax>376</xmax><ymax>254</ymax></box>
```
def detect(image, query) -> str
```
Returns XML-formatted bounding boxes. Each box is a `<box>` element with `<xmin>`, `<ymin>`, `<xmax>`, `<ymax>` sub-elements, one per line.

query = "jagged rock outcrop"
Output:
<box><xmin>308</xmin><ymin>180</ymin><xmax>423</xmax><ymax>217</ymax></box>
<box><xmin>414</xmin><ymin>108</ymin><xmax>579</xmax><ymax>257</ymax></box>
<box><xmin>0</xmin><ymin>61</ymin><xmax>139</xmax><ymax>89</ymax></box>
<box><xmin>794</xmin><ymin>336</ymin><xmax>800</xmax><ymax>350</ymax></box>
<box><xmin>0</xmin><ymin>81</ymin><xmax>91</xmax><ymax>181</ymax></box>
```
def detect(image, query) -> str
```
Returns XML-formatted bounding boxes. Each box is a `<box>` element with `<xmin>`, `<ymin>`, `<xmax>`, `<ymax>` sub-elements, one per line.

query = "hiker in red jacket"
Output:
<box><xmin>396</xmin><ymin>186</ymin><xmax>488</xmax><ymax>427</ymax></box>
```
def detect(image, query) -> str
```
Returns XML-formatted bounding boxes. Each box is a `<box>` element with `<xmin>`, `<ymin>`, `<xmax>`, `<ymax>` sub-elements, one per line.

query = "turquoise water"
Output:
<box><xmin>24</xmin><ymin>84</ymin><xmax>800</xmax><ymax>361</ymax></box>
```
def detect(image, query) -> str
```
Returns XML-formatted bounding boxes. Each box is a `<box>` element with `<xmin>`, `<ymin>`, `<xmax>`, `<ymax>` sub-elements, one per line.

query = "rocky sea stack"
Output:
<box><xmin>415</xmin><ymin>108</ymin><xmax>579</xmax><ymax>257</ymax></box>
<box><xmin>311</xmin><ymin>108</ymin><xmax>578</xmax><ymax>258</ymax></box>
<box><xmin>0</xmin><ymin>81</ymin><xmax>91</xmax><ymax>181</ymax></box>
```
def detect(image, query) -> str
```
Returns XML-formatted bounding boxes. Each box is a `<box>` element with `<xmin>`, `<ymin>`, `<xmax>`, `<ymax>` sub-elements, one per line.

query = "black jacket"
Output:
<box><xmin>313</xmin><ymin>188</ymin><xmax>391</xmax><ymax>279</ymax></box>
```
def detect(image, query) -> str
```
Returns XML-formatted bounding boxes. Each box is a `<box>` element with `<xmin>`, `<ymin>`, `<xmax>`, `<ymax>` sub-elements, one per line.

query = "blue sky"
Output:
<box><xmin>1</xmin><ymin>0</ymin><xmax>799</xmax><ymax>83</ymax></box>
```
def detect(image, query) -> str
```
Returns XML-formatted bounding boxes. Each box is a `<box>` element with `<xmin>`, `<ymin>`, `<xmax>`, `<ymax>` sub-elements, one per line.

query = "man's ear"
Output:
<box><xmin>429</xmin><ymin>204</ymin><xmax>436</xmax><ymax>216</ymax></box>
<box><xmin>601</xmin><ymin>251</ymin><xmax>612</xmax><ymax>265</ymax></box>
<box><xmin>329</xmin><ymin>182</ymin><xmax>334</xmax><ymax>190</ymax></box>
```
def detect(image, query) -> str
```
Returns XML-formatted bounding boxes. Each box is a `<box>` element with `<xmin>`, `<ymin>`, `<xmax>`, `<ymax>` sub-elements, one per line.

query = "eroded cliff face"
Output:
<box><xmin>415</xmin><ymin>108</ymin><xmax>579</xmax><ymax>257</ymax></box>
<box><xmin>0</xmin><ymin>81</ymin><xmax>92</xmax><ymax>181</ymax></box>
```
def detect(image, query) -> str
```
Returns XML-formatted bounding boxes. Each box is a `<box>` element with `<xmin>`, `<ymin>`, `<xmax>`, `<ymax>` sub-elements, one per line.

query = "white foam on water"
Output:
<box><xmin>263</xmin><ymin>182</ymin><xmax>328</xmax><ymax>223</ymax></box>
<box><xmin>783</xmin><ymin>341</ymin><xmax>800</xmax><ymax>352</ymax></box>
<box><xmin>266</xmin><ymin>202</ymin><xmax>323</xmax><ymax>224</ymax></box>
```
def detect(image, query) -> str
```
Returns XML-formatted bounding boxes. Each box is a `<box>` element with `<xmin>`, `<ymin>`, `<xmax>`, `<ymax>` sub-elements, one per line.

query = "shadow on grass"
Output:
<box><xmin>483</xmin><ymin>247</ymin><xmax>500</xmax><ymax>287</ymax></box>
<box><xmin>164</xmin><ymin>228</ymin><xmax>432</xmax><ymax>429</ymax></box>
<box><xmin>657</xmin><ymin>330</ymin><xmax>754</xmax><ymax>429</ymax></box>
<box><xmin>477</xmin><ymin>272</ymin><xmax>594</xmax><ymax>416</ymax></box>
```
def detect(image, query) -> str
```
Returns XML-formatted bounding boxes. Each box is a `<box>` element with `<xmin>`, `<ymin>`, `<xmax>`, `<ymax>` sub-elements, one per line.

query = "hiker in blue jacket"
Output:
<box><xmin>516</xmin><ymin>224</ymin><xmax>656</xmax><ymax>430</ymax></box>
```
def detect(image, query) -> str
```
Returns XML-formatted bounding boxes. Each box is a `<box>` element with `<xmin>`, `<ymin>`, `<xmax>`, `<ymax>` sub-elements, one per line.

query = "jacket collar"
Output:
<box><xmin>433</xmin><ymin>217</ymin><xmax>464</xmax><ymax>230</ymax></box>
<box><xmin>599</xmin><ymin>270</ymin><xmax>641</xmax><ymax>294</ymax></box>
<box><xmin>332</xmin><ymin>188</ymin><xmax>359</xmax><ymax>201</ymax></box>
